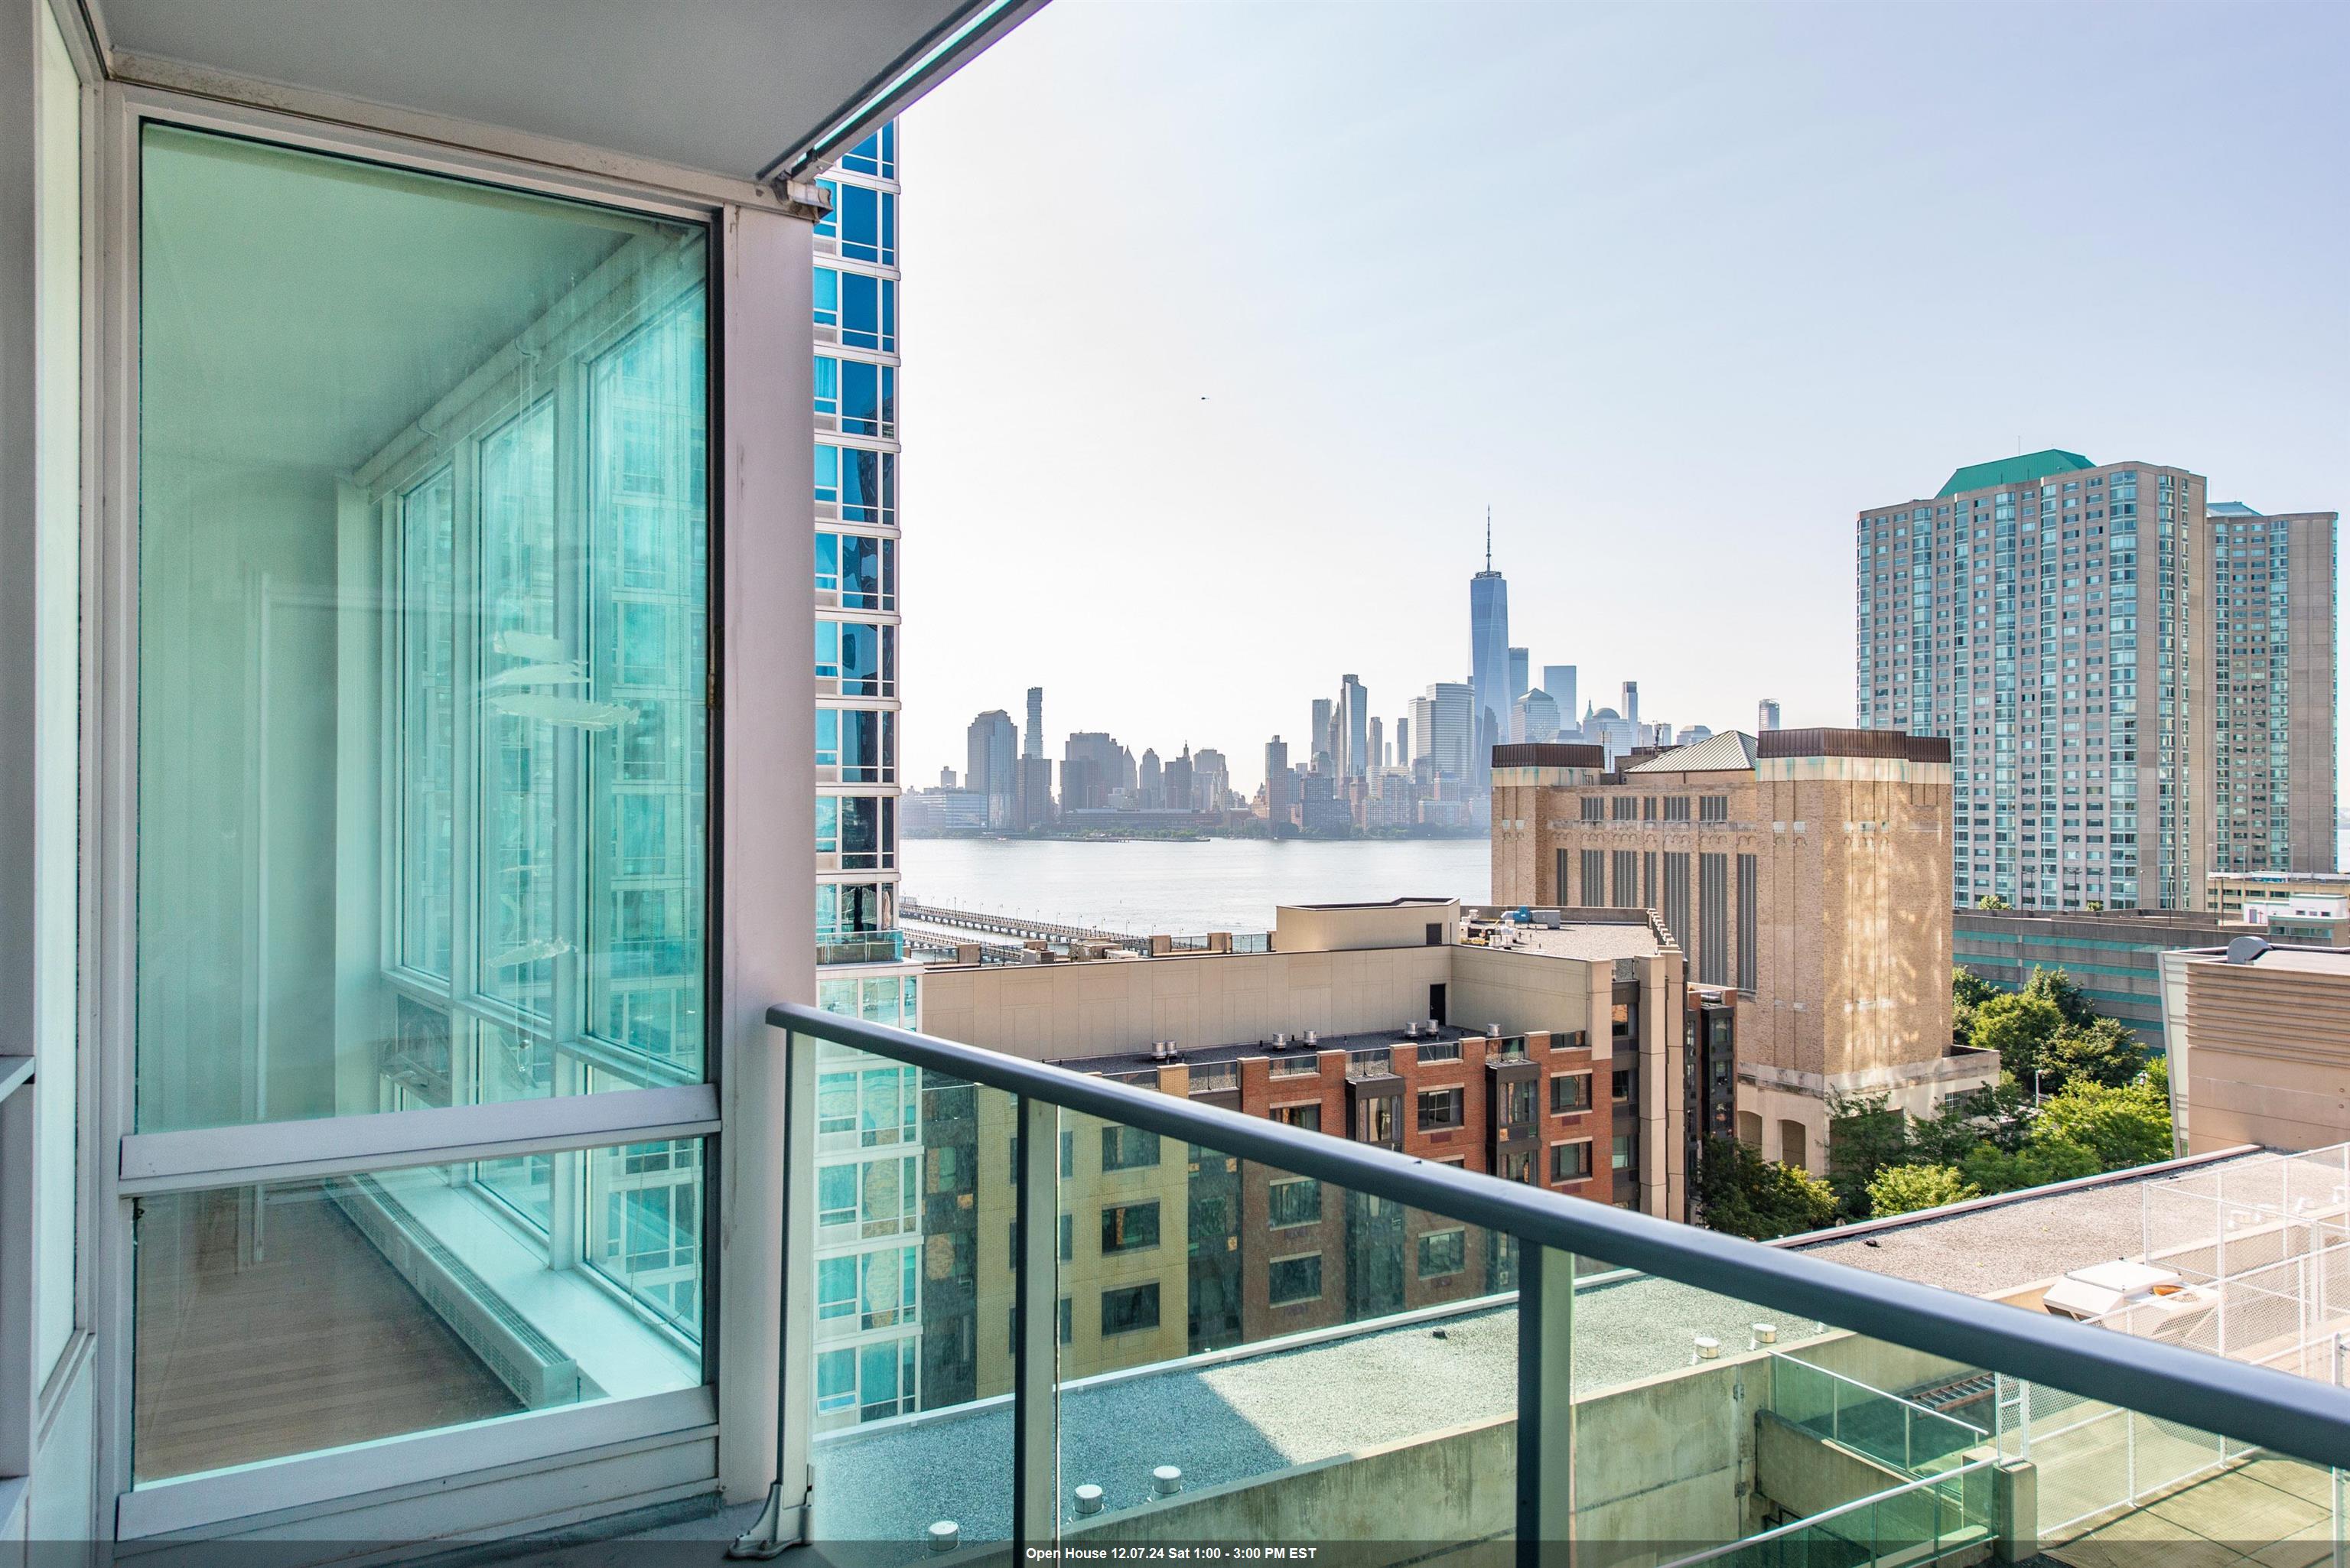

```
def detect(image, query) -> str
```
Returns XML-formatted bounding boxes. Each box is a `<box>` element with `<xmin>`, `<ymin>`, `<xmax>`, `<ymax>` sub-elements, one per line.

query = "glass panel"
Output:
<box><xmin>1053</xmin><ymin>1108</ymin><xmax>1518</xmax><ymax>1544</ymax></box>
<box><xmin>131</xmin><ymin>1138</ymin><xmax>706</xmax><ymax>1485</ymax></box>
<box><xmin>807</xmin><ymin>1052</ymin><xmax>1010</xmax><ymax>1554</ymax></box>
<box><xmin>135</xmin><ymin>125</ymin><xmax>710</xmax><ymax>1133</ymax></box>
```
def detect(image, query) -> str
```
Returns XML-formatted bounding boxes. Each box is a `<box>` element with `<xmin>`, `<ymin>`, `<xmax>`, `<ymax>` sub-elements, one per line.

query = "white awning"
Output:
<box><xmin>84</xmin><ymin>0</ymin><xmax>1043</xmax><ymax>182</ymax></box>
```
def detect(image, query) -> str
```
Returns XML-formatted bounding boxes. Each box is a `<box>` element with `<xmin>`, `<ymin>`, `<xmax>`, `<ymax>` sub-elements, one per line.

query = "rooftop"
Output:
<box><xmin>1792</xmin><ymin>1148</ymin><xmax>2273</xmax><ymax>1303</ymax></box>
<box><xmin>1465</xmin><ymin>922</ymin><xmax>1665</xmax><ymax>961</ymax></box>
<box><xmin>1933</xmin><ymin>448</ymin><xmax>2096</xmax><ymax>499</ymax></box>
<box><xmin>1624</xmin><ymin>730</ymin><xmax>1758</xmax><ymax>774</ymax></box>
<box><xmin>1053</xmin><ymin>1023</ymin><xmax>1473</xmax><ymax>1078</ymax></box>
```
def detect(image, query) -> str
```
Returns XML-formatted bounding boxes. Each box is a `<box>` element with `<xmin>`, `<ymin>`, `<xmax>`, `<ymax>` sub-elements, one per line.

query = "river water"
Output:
<box><xmin>903</xmin><ymin>828</ymin><xmax>2350</xmax><ymax>938</ymax></box>
<box><xmin>899</xmin><ymin>837</ymin><xmax>1492</xmax><ymax>936</ymax></box>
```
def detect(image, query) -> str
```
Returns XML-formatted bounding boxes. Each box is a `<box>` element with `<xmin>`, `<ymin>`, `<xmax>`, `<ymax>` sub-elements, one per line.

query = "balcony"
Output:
<box><xmin>752</xmin><ymin>1003</ymin><xmax>2350</xmax><ymax>1565</ymax></box>
<box><xmin>816</xmin><ymin>931</ymin><xmax>906</xmax><ymax>966</ymax></box>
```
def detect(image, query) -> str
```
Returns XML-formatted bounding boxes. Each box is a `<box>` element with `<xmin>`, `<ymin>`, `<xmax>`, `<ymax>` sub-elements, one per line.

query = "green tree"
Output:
<box><xmin>1969</xmin><ymin>992</ymin><xmax>2065</xmax><ymax>1086</ymax></box>
<box><xmin>1867</xmin><ymin>1163</ymin><xmax>1980</xmax><ymax>1218</ymax></box>
<box><xmin>1695</xmin><ymin>1137</ymin><xmax>1841</xmax><ymax>1241</ymax></box>
<box><xmin>2022</xmin><ymin>967</ymin><xmax>2099</xmax><ymax>1030</ymax></box>
<box><xmin>2035</xmin><ymin>1078</ymin><xmax>2173</xmax><ymax>1171</ymax></box>
<box><xmin>2042</xmin><ymin>1016</ymin><xmax>2144</xmax><ymax>1090</ymax></box>
<box><xmin>1952</xmin><ymin>967</ymin><xmax>1998</xmax><ymax>1046</ymax></box>
<box><xmin>1974</xmin><ymin>893</ymin><xmax>2012</xmax><ymax>910</ymax></box>
<box><xmin>1958</xmin><ymin>1136</ymin><xmax>2101</xmax><ymax>1196</ymax></box>
<box><xmin>1825</xmin><ymin>1095</ymin><xmax>1912</xmax><ymax>1216</ymax></box>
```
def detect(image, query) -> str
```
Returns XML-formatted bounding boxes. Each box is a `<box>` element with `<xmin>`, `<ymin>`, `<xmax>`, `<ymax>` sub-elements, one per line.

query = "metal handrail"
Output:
<box><xmin>769</xmin><ymin>1002</ymin><xmax>2350</xmax><ymax>1475</ymax></box>
<box><xmin>1656</xmin><ymin>1457</ymin><xmax>1996</xmax><ymax>1568</ymax></box>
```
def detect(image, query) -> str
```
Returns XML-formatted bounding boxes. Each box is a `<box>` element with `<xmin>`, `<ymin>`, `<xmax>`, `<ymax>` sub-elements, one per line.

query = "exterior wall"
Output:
<box><xmin>2208</xmin><ymin>872</ymin><xmax>2350</xmax><ymax>919</ymax></box>
<box><xmin>2172</xmin><ymin>955</ymin><xmax>2350</xmax><ymax>1154</ymax></box>
<box><xmin>1274</xmin><ymin>900</ymin><xmax>1458</xmax><ymax>955</ymax></box>
<box><xmin>1955</xmin><ymin>907</ymin><xmax>2226</xmax><ymax>1041</ymax></box>
<box><xmin>921</xmin><ymin>948</ymin><xmax>1457</xmax><ymax>1065</ymax></box>
<box><xmin>1494</xmin><ymin>750</ymin><xmax>1974</xmax><ymax>1172</ymax></box>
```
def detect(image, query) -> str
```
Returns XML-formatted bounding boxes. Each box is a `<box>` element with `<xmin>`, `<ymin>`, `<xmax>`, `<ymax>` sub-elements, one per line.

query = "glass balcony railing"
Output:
<box><xmin>741</xmin><ymin>1003</ymin><xmax>2350</xmax><ymax>1566</ymax></box>
<box><xmin>815</xmin><ymin>931</ymin><xmax>905</xmax><ymax>966</ymax></box>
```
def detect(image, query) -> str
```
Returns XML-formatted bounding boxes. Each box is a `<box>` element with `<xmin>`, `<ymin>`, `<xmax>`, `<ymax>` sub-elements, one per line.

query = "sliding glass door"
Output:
<box><xmin>130</xmin><ymin>123</ymin><xmax>714</xmax><ymax>1498</ymax></box>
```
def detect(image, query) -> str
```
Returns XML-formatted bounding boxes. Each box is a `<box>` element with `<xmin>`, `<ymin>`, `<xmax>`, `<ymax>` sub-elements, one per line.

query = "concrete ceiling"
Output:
<box><xmin>91</xmin><ymin>0</ymin><xmax>1006</xmax><ymax>181</ymax></box>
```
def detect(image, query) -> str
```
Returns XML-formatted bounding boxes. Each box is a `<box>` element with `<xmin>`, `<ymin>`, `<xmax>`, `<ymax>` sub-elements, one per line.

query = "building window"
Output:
<box><xmin>1101</xmin><ymin>1283</ymin><xmax>1161</xmax><ymax>1336</ymax></box>
<box><xmin>1502</xmin><ymin>1078</ymin><xmax>1535</xmax><ymax>1125</ymax></box>
<box><xmin>1736</xmin><ymin>852</ymin><xmax>1758</xmax><ymax>991</ymax></box>
<box><xmin>1613</xmin><ymin>1069</ymin><xmax>1634</xmax><ymax>1104</ymax></box>
<box><xmin>1101</xmin><ymin>1200</ymin><xmax>1160</xmax><ymax>1254</ymax></box>
<box><xmin>1700</xmin><ymin>795</ymin><xmax>1729</xmax><ymax>821</ymax></box>
<box><xmin>1416</xmin><ymin>1087</ymin><xmax>1464</xmax><ymax>1131</ymax></box>
<box><xmin>1610</xmin><ymin>795</ymin><xmax>1638</xmax><ymax>820</ymax></box>
<box><xmin>1664</xmin><ymin>796</ymin><xmax>1691</xmax><ymax>821</ymax></box>
<box><xmin>1613</xmin><ymin>849</ymin><xmax>1639</xmax><ymax>909</ymax></box>
<box><xmin>1272</xmin><ymin>1102</ymin><xmax>1322</xmax><ymax>1133</ymax></box>
<box><xmin>1268</xmin><ymin>1178</ymin><xmax>1322</xmax><ymax>1228</ymax></box>
<box><xmin>1698</xmin><ymin>852</ymin><xmax>1729</xmax><ymax>986</ymax></box>
<box><xmin>1580</xmin><ymin>797</ymin><xmax>1605</xmax><ymax>821</ymax></box>
<box><xmin>1550</xmin><ymin>1072</ymin><xmax>1592</xmax><ymax>1114</ymax></box>
<box><xmin>1551</xmin><ymin>1140</ymin><xmax>1593</xmax><ymax>1183</ymax></box>
<box><xmin>1613</xmin><ymin>1134</ymin><xmax>1632</xmax><ymax>1171</ymax></box>
<box><xmin>1499</xmin><ymin>1150</ymin><xmax>1533</xmax><ymax>1184</ymax></box>
<box><xmin>1663</xmin><ymin>852</ymin><xmax>1691</xmax><ymax>954</ymax></box>
<box><xmin>1268</xmin><ymin>1254</ymin><xmax>1324</xmax><ymax>1306</ymax></box>
<box><xmin>1101</xmin><ymin>1126</ymin><xmax>1161</xmax><ymax>1172</ymax></box>
<box><xmin>1417</xmin><ymin>1229</ymin><xmax>1467</xmax><ymax>1280</ymax></box>
<box><xmin>1581</xmin><ymin>849</ymin><xmax>1606</xmax><ymax>906</ymax></box>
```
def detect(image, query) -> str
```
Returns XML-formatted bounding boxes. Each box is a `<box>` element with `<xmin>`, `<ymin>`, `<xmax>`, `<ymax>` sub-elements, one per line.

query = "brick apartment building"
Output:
<box><xmin>918</xmin><ymin>899</ymin><xmax>1693</xmax><ymax>1384</ymax></box>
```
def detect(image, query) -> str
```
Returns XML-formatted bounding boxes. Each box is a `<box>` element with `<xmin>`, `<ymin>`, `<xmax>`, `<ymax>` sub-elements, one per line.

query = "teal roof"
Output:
<box><xmin>2209</xmin><ymin>501</ymin><xmax>2262</xmax><ymax>517</ymax></box>
<box><xmin>1935</xmin><ymin>449</ymin><xmax>2094</xmax><ymax>499</ymax></box>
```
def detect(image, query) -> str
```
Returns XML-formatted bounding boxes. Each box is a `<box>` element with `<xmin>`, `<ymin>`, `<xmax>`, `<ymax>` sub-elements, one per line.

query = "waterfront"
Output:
<box><xmin>900</xmin><ymin>836</ymin><xmax>1492</xmax><ymax>935</ymax></box>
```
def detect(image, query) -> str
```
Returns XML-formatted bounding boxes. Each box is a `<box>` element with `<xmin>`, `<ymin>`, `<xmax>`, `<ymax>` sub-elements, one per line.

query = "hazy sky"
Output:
<box><xmin>898</xmin><ymin>0</ymin><xmax>2348</xmax><ymax>796</ymax></box>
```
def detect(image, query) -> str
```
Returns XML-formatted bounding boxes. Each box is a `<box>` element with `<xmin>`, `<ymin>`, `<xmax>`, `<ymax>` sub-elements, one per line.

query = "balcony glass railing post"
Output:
<box><xmin>763</xmin><ymin>1003</ymin><xmax>2350</xmax><ymax>1565</ymax></box>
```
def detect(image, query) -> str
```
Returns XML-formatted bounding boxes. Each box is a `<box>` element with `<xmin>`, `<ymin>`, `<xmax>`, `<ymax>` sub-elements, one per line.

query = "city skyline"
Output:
<box><xmin>898</xmin><ymin>1</ymin><xmax>2347</xmax><ymax>796</ymax></box>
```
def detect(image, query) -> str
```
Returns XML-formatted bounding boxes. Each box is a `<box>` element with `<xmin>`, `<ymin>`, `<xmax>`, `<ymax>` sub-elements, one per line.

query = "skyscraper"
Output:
<box><xmin>1138</xmin><ymin>747</ymin><xmax>1164</xmax><ymax>809</ymax></box>
<box><xmin>1469</xmin><ymin>512</ymin><xmax>1510</xmax><ymax>788</ymax></box>
<box><xmin>966</xmin><ymin>709</ymin><xmax>1017</xmax><ymax>828</ymax></box>
<box><xmin>1310</xmin><ymin>697</ymin><xmax>1335</xmax><ymax>772</ymax></box>
<box><xmin>1509</xmin><ymin>646</ymin><xmax>1530</xmax><ymax>701</ymax></box>
<box><xmin>2205</xmin><ymin>503</ymin><xmax>2339</xmax><ymax>873</ymax></box>
<box><xmin>1412</xmin><ymin>682</ymin><xmax>1474</xmax><ymax>783</ymax></box>
<box><xmin>1339</xmin><ymin>673</ymin><xmax>1370</xmax><ymax>778</ymax></box>
<box><xmin>1265</xmin><ymin>737</ymin><xmax>1293</xmax><ymax>828</ymax></box>
<box><xmin>1395</xmin><ymin>717</ymin><xmax>1409</xmax><ymax>769</ymax></box>
<box><xmin>1024</xmin><ymin>685</ymin><xmax>1043</xmax><ymax>758</ymax></box>
<box><xmin>1854</xmin><ymin>451</ymin><xmax>2337</xmax><ymax>910</ymax></box>
<box><xmin>1368</xmin><ymin>715</ymin><xmax>1385</xmax><ymax>773</ymax></box>
<box><xmin>1756</xmin><ymin>698</ymin><xmax>1782</xmax><ymax>732</ymax></box>
<box><xmin>1541</xmin><ymin>665</ymin><xmax>1577</xmax><ymax>733</ymax></box>
<box><xmin>1619</xmin><ymin>681</ymin><xmax>1640</xmax><ymax>729</ymax></box>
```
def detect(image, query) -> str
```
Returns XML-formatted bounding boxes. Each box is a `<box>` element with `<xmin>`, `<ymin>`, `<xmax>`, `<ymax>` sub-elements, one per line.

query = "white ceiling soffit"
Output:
<box><xmin>86</xmin><ymin>0</ymin><xmax>1043</xmax><ymax>183</ymax></box>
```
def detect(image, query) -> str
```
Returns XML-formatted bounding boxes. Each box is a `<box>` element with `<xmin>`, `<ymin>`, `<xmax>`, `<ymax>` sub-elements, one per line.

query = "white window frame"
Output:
<box><xmin>86</xmin><ymin>82</ymin><xmax>814</xmax><ymax>1544</ymax></box>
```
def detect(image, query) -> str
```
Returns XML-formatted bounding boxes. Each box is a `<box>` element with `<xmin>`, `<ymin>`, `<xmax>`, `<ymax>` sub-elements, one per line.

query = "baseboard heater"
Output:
<box><xmin>326</xmin><ymin>1173</ymin><xmax>593</xmax><ymax>1410</ymax></box>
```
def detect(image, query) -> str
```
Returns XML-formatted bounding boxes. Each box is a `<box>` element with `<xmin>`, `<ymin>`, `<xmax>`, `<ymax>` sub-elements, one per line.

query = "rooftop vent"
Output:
<box><xmin>1406</xmin><ymin>1021</ymin><xmax>1421</xmax><ymax>1038</ymax></box>
<box><xmin>1151</xmin><ymin>1465</ymin><xmax>1183</xmax><ymax>1498</ymax></box>
<box><xmin>1271</xmin><ymin>1032</ymin><xmax>1288</xmax><ymax>1049</ymax></box>
<box><xmin>2227</xmin><ymin>935</ymin><xmax>2274</xmax><ymax>965</ymax></box>
<box><xmin>1305</xmin><ymin>1030</ymin><xmax>1319</xmax><ymax>1046</ymax></box>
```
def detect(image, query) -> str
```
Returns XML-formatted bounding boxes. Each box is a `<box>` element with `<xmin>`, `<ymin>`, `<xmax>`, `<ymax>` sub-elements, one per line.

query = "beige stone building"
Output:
<box><xmin>1490</xmin><ymin>730</ymin><xmax>1996</xmax><ymax>1172</ymax></box>
<box><xmin>2160</xmin><ymin>940</ymin><xmax>2350</xmax><ymax>1155</ymax></box>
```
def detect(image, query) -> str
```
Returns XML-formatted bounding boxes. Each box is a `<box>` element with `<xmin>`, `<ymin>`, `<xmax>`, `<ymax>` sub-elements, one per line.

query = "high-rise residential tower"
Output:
<box><xmin>1853</xmin><ymin>450</ymin><xmax>2338</xmax><ymax>911</ymax></box>
<box><xmin>811</xmin><ymin>120</ymin><xmax>936</xmax><ymax>1423</ymax></box>
<box><xmin>1265</xmin><ymin>737</ymin><xmax>1293</xmax><ymax>828</ymax></box>
<box><xmin>1757</xmin><ymin>698</ymin><xmax>1782</xmax><ymax>732</ymax></box>
<box><xmin>1024</xmin><ymin>686</ymin><xmax>1044</xmax><ymax>758</ymax></box>
<box><xmin>1469</xmin><ymin>515</ymin><xmax>1510</xmax><ymax>788</ymax></box>
<box><xmin>1310</xmin><ymin>696</ymin><xmax>1335</xmax><ymax>771</ymax></box>
<box><xmin>2205</xmin><ymin>503</ymin><xmax>2339</xmax><ymax>873</ymax></box>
